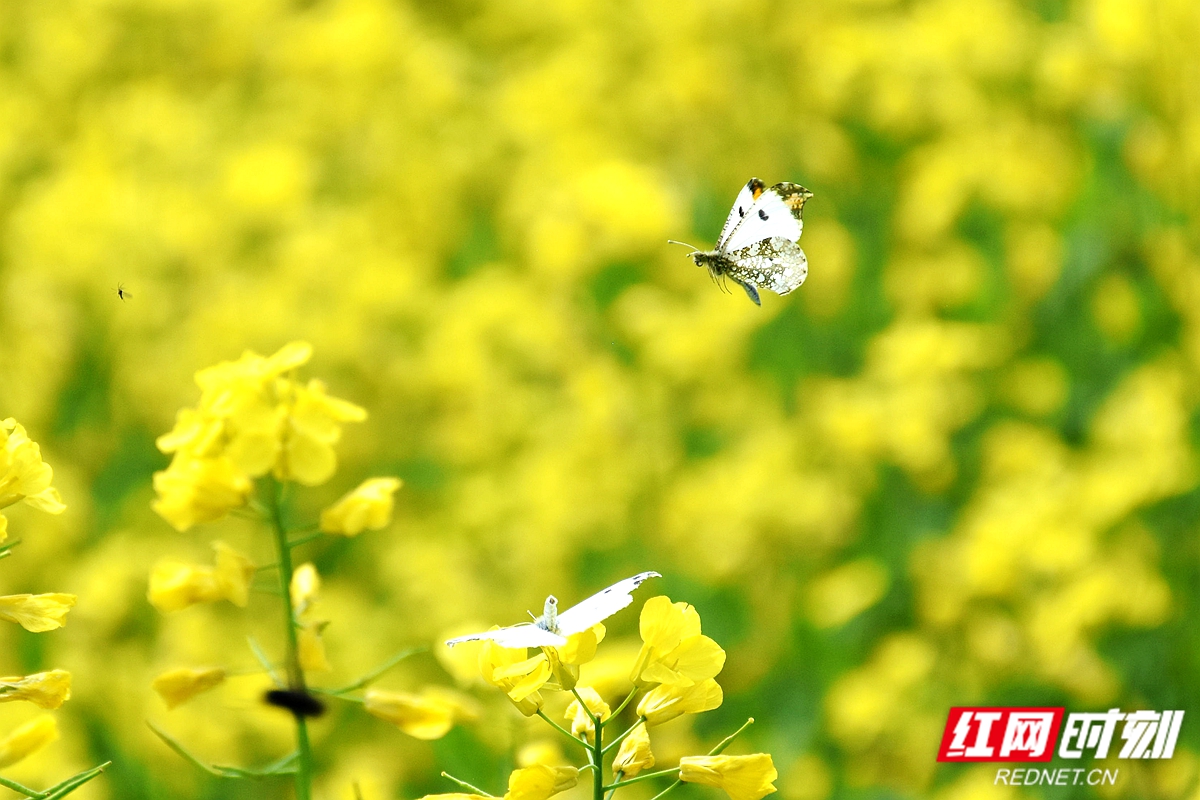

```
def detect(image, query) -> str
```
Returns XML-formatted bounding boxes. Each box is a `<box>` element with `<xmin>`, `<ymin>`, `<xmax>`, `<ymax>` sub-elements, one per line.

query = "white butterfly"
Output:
<box><xmin>671</xmin><ymin>178</ymin><xmax>813</xmax><ymax>305</ymax></box>
<box><xmin>444</xmin><ymin>571</ymin><xmax>661</xmax><ymax>649</ymax></box>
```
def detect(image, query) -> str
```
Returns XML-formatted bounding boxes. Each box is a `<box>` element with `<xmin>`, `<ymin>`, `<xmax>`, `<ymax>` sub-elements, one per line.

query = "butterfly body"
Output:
<box><xmin>445</xmin><ymin>571</ymin><xmax>660</xmax><ymax>649</ymax></box>
<box><xmin>685</xmin><ymin>178</ymin><xmax>813</xmax><ymax>305</ymax></box>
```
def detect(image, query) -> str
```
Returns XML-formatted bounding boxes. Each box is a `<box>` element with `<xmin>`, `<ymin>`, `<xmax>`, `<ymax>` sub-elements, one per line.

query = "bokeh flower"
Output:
<box><xmin>0</xmin><ymin>715</ymin><xmax>58</xmax><ymax>768</ymax></box>
<box><xmin>679</xmin><ymin>755</ymin><xmax>777</xmax><ymax>800</ymax></box>
<box><xmin>291</xmin><ymin>562</ymin><xmax>332</xmax><ymax>672</ymax></box>
<box><xmin>363</xmin><ymin>687</ymin><xmax>478</xmax><ymax>740</ymax></box>
<box><xmin>147</xmin><ymin>542</ymin><xmax>255</xmax><ymax>612</ymax></box>
<box><xmin>320</xmin><ymin>477</ymin><xmax>402</xmax><ymax>536</ymax></box>
<box><xmin>152</xmin><ymin>342</ymin><xmax>367</xmax><ymax>531</ymax></box>
<box><xmin>152</xmin><ymin>667</ymin><xmax>227</xmax><ymax>709</ymax></box>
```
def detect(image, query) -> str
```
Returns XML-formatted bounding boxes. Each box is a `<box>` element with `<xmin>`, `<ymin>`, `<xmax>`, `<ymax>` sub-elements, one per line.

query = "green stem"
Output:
<box><xmin>604</xmin><ymin>688</ymin><xmax>638</xmax><ymax>725</ymax></box>
<box><xmin>441</xmin><ymin>772</ymin><xmax>494</xmax><ymax>796</ymax></box>
<box><xmin>570</xmin><ymin>688</ymin><xmax>604</xmax><ymax>800</ymax></box>
<box><xmin>0</xmin><ymin>774</ymin><xmax>40</xmax><ymax>798</ymax></box>
<box><xmin>268</xmin><ymin>477</ymin><xmax>314</xmax><ymax>800</ymax></box>
<box><xmin>708</xmin><ymin>718</ymin><xmax>755</xmax><ymax>756</ymax></box>
<box><xmin>602</xmin><ymin>717</ymin><xmax>645</xmax><ymax>756</ymax></box>
<box><xmin>536</xmin><ymin>710</ymin><xmax>588</xmax><ymax>748</ymax></box>
<box><xmin>646</xmin><ymin>778</ymin><xmax>682</xmax><ymax>800</ymax></box>
<box><xmin>605</xmin><ymin>718</ymin><xmax>756</xmax><ymax>799</ymax></box>
<box><xmin>287</xmin><ymin>530</ymin><xmax>323</xmax><ymax>548</ymax></box>
<box><xmin>604</xmin><ymin>770</ymin><xmax>624</xmax><ymax>800</ymax></box>
<box><xmin>330</xmin><ymin>646</ymin><xmax>426</xmax><ymax>694</ymax></box>
<box><xmin>604</xmin><ymin>767</ymin><xmax>680</xmax><ymax>790</ymax></box>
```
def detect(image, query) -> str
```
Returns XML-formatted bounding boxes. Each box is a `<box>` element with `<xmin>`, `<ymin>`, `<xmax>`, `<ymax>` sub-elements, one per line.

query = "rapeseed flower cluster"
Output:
<box><xmin>146</xmin><ymin>344</ymin><xmax>443</xmax><ymax>800</ymax></box>
<box><xmin>427</xmin><ymin>591</ymin><xmax>775</xmax><ymax>800</ymax></box>
<box><xmin>0</xmin><ymin>420</ymin><xmax>107</xmax><ymax>795</ymax></box>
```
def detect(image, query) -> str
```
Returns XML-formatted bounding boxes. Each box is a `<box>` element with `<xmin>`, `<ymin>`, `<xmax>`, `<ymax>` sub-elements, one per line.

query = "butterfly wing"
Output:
<box><xmin>724</xmin><ymin>238</ymin><xmax>809</xmax><ymax>302</ymax></box>
<box><xmin>721</xmin><ymin>182</ymin><xmax>813</xmax><ymax>253</ymax></box>
<box><xmin>555</xmin><ymin>571</ymin><xmax>661</xmax><ymax>636</ymax></box>
<box><xmin>716</xmin><ymin>178</ymin><xmax>766</xmax><ymax>250</ymax></box>
<box><xmin>445</xmin><ymin>624</ymin><xmax>568</xmax><ymax>649</ymax></box>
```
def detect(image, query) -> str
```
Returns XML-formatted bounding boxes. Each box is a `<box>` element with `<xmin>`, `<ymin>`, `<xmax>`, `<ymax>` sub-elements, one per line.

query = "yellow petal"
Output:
<box><xmin>298</xmin><ymin>623</ymin><xmax>333</xmax><ymax>672</ymax></box>
<box><xmin>151</xmin><ymin>456</ymin><xmax>252</xmax><ymax>532</ymax></box>
<box><xmin>0</xmin><ymin>671</ymin><xmax>72</xmax><ymax>709</ymax></box>
<box><xmin>291</xmin><ymin>563</ymin><xmax>321</xmax><ymax>614</ymax></box>
<box><xmin>679</xmin><ymin>754</ymin><xmax>777</xmax><ymax>800</ymax></box>
<box><xmin>0</xmin><ymin>715</ymin><xmax>58</xmax><ymax>768</ymax></box>
<box><xmin>214</xmin><ymin>542</ymin><xmax>255</xmax><ymax>607</ymax></box>
<box><xmin>0</xmin><ymin>594</ymin><xmax>76</xmax><ymax>632</ymax></box>
<box><xmin>319</xmin><ymin>478</ymin><xmax>403</xmax><ymax>536</ymax></box>
<box><xmin>147</xmin><ymin>561</ymin><xmax>221</xmax><ymax>613</ymax></box>
<box><xmin>612</xmin><ymin>723</ymin><xmax>654</xmax><ymax>778</ymax></box>
<box><xmin>152</xmin><ymin>667</ymin><xmax>227</xmax><ymax>709</ymax></box>
<box><xmin>266</xmin><ymin>341</ymin><xmax>314</xmax><ymax>373</ymax></box>
<box><xmin>505</xmin><ymin>765</ymin><xmax>579</xmax><ymax>800</ymax></box>
<box><xmin>636</xmin><ymin>678</ymin><xmax>723</xmax><ymax>726</ymax></box>
<box><xmin>564</xmin><ymin>687</ymin><xmax>611</xmax><ymax>741</ymax></box>
<box><xmin>364</xmin><ymin>689</ymin><xmax>456</xmax><ymax>740</ymax></box>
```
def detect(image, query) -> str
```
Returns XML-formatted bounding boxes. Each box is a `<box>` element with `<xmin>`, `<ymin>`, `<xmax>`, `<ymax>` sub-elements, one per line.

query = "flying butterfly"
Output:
<box><xmin>445</xmin><ymin>571</ymin><xmax>661</xmax><ymax>649</ymax></box>
<box><xmin>671</xmin><ymin>178</ymin><xmax>813</xmax><ymax>305</ymax></box>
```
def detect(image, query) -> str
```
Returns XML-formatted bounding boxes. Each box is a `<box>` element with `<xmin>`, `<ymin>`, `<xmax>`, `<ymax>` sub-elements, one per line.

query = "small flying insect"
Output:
<box><xmin>115</xmin><ymin>283</ymin><xmax>132</xmax><ymax>301</ymax></box>
<box><xmin>670</xmin><ymin>178</ymin><xmax>813</xmax><ymax>305</ymax></box>
<box><xmin>264</xmin><ymin>688</ymin><xmax>326</xmax><ymax>718</ymax></box>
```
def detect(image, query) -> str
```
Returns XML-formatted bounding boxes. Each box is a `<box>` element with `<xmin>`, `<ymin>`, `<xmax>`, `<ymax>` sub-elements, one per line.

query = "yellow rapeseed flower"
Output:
<box><xmin>279</xmin><ymin>379</ymin><xmax>368</xmax><ymax>486</ymax></box>
<box><xmin>679</xmin><ymin>755</ymin><xmax>778</xmax><ymax>800</ymax></box>
<box><xmin>148</xmin><ymin>541</ymin><xmax>255</xmax><ymax>612</ymax></box>
<box><xmin>479</xmin><ymin>639</ymin><xmax>550</xmax><ymax>715</ymax></box>
<box><xmin>545</xmin><ymin>624</ymin><xmax>605</xmax><ymax>691</ymax></box>
<box><xmin>363</xmin><ymin>687</ymin><xmax>478</xmax><ymax>740</ymax></box>
<box><xmin>636</xmin><ymin>678</ymin><xmax>723</xmax><ymax>726</ymax></box>
<box><xmin>319</xmin><ymin>477</ymin><xmax>402</xmax><ymax>536</ymax></box>
<box><xmin>152</xmin><ymin>667</ymin><xmax>227</xmax><ymax>709</ymax></box>
<box><xmin>0</xmin><ymin>715</ymin><xmax>58</xmax><ymax>768</ymax></box>
<box><xmin>0</xmin><ymin>670</ymin><xmax>72</xmax><ymax>709</ymax></box>
<box><xmin>0</xmin><ymin>593</ymin><xmax>76</xmax><ymax>632</ymax></box>
<box><xmin>416</xmin><ymin>767</ymin><xmax>579</xmax><ymax>800</ymax></box>
<box><xmin>153</xmin><ymin>343</ymin><xmax>366</xmax><ymax>526</ymax></box>
<box><xmin>0</xmin><ymin>419</ymin><xmax>65</xmax><ymax>541</ymax></box>
<box><xmin>505</xmin><ymin>765</ymin><xmax>579</xmax><ymax>800</ymax></box>
<box><xmin>290</xmin><ymin>563</ymin><xmax>332</xmax><ymax>671</ymax></box>
<box><xmin>564</xmin><ymin>686</ymin><xmax>610</xmax><ymax>741</ymax></box>
<box><xmin>151</xmin><ymin>455</ymin><xmax>253</xmax><ymax>532</ymax></box>
<box><xmin>631</xmin><ymin>596</ymin><xmax>725</xmax><ymax>687</ymax></box>
<box><xmin>612</xmin><ymin>723</ymin><xmax>654</xmax><ymax>777</ymax></box>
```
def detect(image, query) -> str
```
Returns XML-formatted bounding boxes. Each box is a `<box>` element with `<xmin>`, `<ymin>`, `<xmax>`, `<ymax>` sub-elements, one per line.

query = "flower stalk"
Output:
<box><xmin>268</xmin><ymin>477</ymin><xmax>314</xmax><ymax>800</ymax></box>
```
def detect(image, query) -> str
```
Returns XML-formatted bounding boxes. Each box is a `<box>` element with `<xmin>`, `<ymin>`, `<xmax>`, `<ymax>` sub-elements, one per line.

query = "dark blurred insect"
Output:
<box><xmin>670</xmin><ymin>177</ymin><xmax>812</xmax><ymax>305</ymax></box>
<box><xmin>264</xmin><ymin>688</ymin><xmax>325</xmax><ymax>718</ymax></box>
<box><xmin>115</xmin><ymin>283</ymin><xmax>132</xmax><ymax>301</ymax></box>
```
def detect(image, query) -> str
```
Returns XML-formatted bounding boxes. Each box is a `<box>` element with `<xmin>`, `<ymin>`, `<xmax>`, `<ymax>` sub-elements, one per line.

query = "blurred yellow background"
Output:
<box><xmin>1</xmin><ymin>0</ymin><xmax>1199</xmax><ymax>798</ymax></box>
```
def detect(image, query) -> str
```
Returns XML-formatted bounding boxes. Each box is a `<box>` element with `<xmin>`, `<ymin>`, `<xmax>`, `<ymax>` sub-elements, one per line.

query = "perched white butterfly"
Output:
<box><xmin>671</xmin><ymin>178</ymin><xmax>813</xmax><ymax>305</ymax></box>
<box><xmin>444</xmin><ymin>571</ymin><xmax>661</xmax><ymax>649</ymax></box>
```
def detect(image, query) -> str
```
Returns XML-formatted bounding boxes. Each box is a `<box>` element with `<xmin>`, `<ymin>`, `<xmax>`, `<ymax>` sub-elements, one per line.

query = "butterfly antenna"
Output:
<box><xmin>666</xmin><ymin>239</ymin><xmax>700</xmax><ymax>254</ymax></box>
